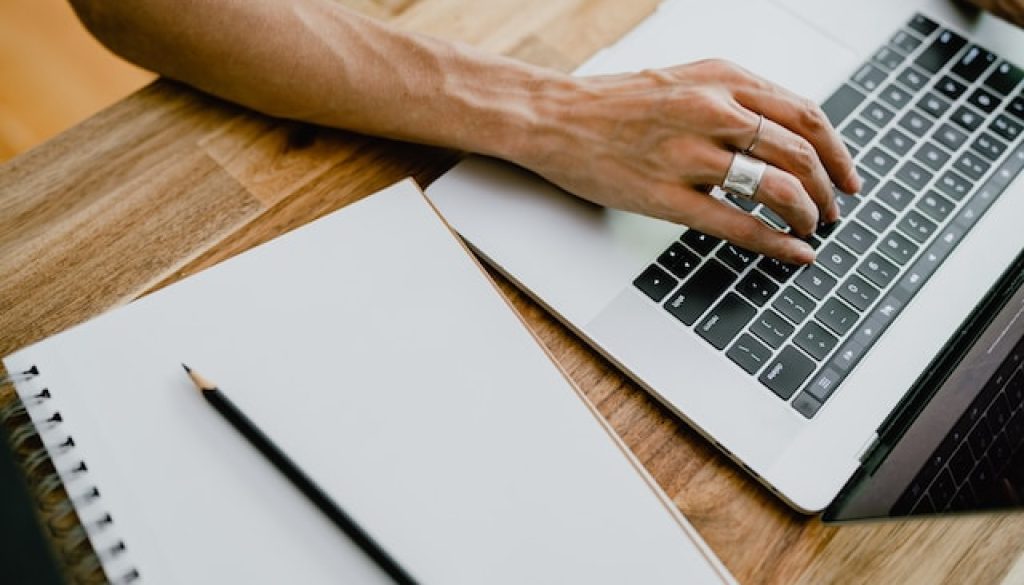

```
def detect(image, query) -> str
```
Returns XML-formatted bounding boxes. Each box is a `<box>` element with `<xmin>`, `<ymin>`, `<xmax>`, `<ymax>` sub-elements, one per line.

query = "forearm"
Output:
<box><xmin>70</xmin><ymin>0</ymin><xmax>566</xmax><ymax>161</ymax></box>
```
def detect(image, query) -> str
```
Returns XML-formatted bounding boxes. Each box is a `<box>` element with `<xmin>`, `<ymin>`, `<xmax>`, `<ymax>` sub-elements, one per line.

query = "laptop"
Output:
<box><xmin>427</xmin><ymin>0</ymin><xmax>1024</xmax><ymax>517</ymax></box>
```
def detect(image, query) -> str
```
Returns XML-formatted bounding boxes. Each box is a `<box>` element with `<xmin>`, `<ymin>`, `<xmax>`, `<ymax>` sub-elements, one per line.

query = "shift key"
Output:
<box><xmin>664</xmin><ymin>259</ymin><xmax>737</xmax><ymax>325</ymax></box>
<box><xmin>696</xmin><ymin>293</ymin><xmax>756</xmax><ymax>349</ymax></box>
<box><xmin>760</xmin><ymin>346</ymin><xmax>816</xmax><ymax>400</ymax></box>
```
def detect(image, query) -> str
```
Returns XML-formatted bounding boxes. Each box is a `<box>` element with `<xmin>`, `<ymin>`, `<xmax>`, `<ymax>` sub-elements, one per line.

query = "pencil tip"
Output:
<box><xmin>182</xmin><ymin>363</ymin><xmax>191</xmax><ymax>373</ymax></box>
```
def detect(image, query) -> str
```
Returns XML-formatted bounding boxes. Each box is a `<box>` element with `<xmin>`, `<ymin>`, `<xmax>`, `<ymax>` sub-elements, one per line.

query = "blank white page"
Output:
<box><xmin>5</xmin><ymin>179</ymin><xmax>732</xmax><ymax>584</ymax></box>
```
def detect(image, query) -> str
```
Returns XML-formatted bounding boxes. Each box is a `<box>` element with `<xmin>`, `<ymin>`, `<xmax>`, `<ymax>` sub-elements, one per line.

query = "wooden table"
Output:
<box><xmin>2</xmin><ymin>1</ymin><xmax>1022</xmax><ymax>583</ymax></box>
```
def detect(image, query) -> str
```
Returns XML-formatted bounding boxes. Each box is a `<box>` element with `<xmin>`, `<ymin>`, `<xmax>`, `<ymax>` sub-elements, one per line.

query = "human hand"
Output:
<box><xmin>960</xmin><ymin>0</ymin><xmax>1024</xmax><ymax>27</ymax></box>
<box><xmin>513</xmin><ymin>59</ymin><xmax>860</xmax><ymax>264</ymax></box>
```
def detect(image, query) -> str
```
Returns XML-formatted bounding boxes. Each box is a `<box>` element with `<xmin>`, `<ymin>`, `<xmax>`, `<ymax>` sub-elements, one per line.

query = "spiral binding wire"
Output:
<box><xmin>1</xmin><ymin>366</ymin><xmax>141</xmax><ymax>584</ymax></box>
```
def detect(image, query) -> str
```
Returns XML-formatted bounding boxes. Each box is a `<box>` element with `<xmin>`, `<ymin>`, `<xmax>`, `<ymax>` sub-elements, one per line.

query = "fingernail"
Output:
<box><xmin>847</xmin><ymin>169</ymin><xmax>863</xmax><ymax>193</ymax></box>
<box><xmin>792</xmin><ymin>239</ymin><xmax>816</xmax><ymax>264</ymax></box>
<box><xmin>828</xmin><ymin>198</ymin><xmax>841</xmax><ymax>223</ymax></box>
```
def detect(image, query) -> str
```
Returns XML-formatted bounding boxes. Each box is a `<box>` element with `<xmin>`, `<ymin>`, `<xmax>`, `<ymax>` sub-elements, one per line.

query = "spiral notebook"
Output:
<box><xmin>1</xmin><ymin>179</ymin><xmax>732</xmax><ymax>584</ymax></box>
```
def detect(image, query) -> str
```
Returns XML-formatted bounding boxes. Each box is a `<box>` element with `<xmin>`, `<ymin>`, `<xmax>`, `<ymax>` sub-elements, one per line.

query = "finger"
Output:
<box><xmin>733</xmin><ymin>87</ymin><xmax>861</xmax><ymax>195</ymax></box>
<box><xmin>733</xmin><ymin>114</ymin><xmax>840</xmax><ymax>223</ymax></box>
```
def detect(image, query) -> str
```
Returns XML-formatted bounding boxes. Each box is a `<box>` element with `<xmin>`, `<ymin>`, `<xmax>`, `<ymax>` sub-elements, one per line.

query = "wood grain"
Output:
<box><xmin>1</xmin><ymin>1</ymin><xmax>1023</xmax><ymax>584</ymax></box>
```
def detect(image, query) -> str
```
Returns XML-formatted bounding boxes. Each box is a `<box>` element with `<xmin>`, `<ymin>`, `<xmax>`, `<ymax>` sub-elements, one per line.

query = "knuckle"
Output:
<box><xmin>798</xmin><ymin>98</ymin><xmax>829</xmax><ymax>132</ymax></box>
<box><xmin>791</xmin><ymin>139</ymin><xmax>820</xmax><ymax>176</ymax></box>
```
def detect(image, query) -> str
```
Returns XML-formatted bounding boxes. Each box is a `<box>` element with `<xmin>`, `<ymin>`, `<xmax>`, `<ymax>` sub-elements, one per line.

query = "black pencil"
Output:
<box><xmin>182</xmin><ymin>364</ymin><xmax>418</xmax><ymax>585</ymax></box>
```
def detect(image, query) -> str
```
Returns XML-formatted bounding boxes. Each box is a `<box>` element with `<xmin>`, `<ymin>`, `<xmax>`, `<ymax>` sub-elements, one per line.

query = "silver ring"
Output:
<box><xmin>722</xmin><ymin>152</ymin><xmax>767</xmax><ymax>201</ymax></box>
<box><xmin>744</xmin><ymin>113</ymin><xmax>764</xmax><ymax>155</ymax></box>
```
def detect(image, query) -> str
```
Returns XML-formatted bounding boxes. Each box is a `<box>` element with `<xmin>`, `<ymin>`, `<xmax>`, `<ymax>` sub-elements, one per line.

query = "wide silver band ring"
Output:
<box><xmin>744</xmin><ymin>113</ymin><xmax>765</xmax><ymax>155</ymax></box>
<box><xmin>722</xmin><ymin>152</ymin><xmax>767</xmax><ymax>201</ymax></box>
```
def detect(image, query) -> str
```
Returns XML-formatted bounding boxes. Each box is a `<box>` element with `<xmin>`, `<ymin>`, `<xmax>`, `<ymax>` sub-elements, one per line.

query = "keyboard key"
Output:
<box><xmin>839</xmin><ymin>274</ymin><xmax>881</xmax><ymax>311</ymax></box>
<box><xmin>954</xmin><ymin>150</ymin><xmax>991</xmax><ymax>180</ymax></box>
<box><xmin>1008</xmin><ymin>95</ymin><xmax>1024</xmax><ymax>121</ymax></box>
<box><xmin>915</xmin><ymin>29</ymin><xmax>967</xmax><ymax>74</ymax></box>
<box><xmin>856</xmin><ymin>167</ymin><xmax>880</xmax><ymax>196</ymax></box>
<box><xmin>850</xmin><ymin>63</ymin><xmax>889</xmax><ymax>92</ymax></box>
<box><xmin>950</xmin><ymin>45</ymin><xmax>996</xmax><ymax>82</ymax></box>
<box><xmin>835</xmin><ymin>191</ymin><xmax>861</xmax><ymax>218</ymax></box>
<box><xmin>758</xmin><ymin>206</ymin><xmax>786</xmax><ymax>229</ymax></box>
<box><xmin>897</xmin><ymin>67</ymin><xmax>929</xmax><ymax>92</ymax></box>
<box><xmin>658</xmin><ymin>242</ymin><xmax>701</xmax><ymax>279</ymax></box>
<box><xmin>880</xmin><ymin>230</ymin><xmax>919</xmax><ymax>265</ymax></box>
<box><xmin>727</xmin><ymin>334</ymin><xmax>773</xmax><ymax>374</ymax></box>
<box><xmin>759</xmin><ymin>346</ymin><xmax>816</xmax><ymax>399</ymax></box>
<box><xmin>773</xmin><ymin>286</ymin><xmax>815</xmax><ymax>325</ymax></box>
<box><xmin>933</xmin><ymin>123</ymin><xmax>968</xmax><ymax>152</ymax></box>
<box><xmin>758</xmin><ymin>256</ymin><xmax>799</xmax><ymax>282</ymax></box>
<box><xmin>990</xmin><ymin>114</ymin><xmax>1022</xmax><ymax>141</ymax></box>
<box><xmin>917</xmin><ymin>190</ymin><xmax>955</xmax><ymax>222</ymax></box>
<box><xmin>836</xmin><ymin>220</ymin><xmax>877</xmax><ymax>253</ymax></box>
<box><xmin>863</xmin><ymin>147</ymin><xmax>898</xmax><ymax>177</ymax></box>
<box><xmin>726</xmin><ymin>192</ymin><xmax>757</xmax><ymax>212</ymax></box>
<box><xmin>913</xmin><ymin>142</ymin><xmax>951</xmax><ymax>172</ymax></box>
<box><xmin>971</xmin><ymin>133</ymin><xmax>1007</xmax><ymax>162</ymax></box>
<box><xmin>795</xmin><ymin>321</ymin><xmax>838</xmax><ymax>361</ymax></box>
<box><xmin>857</xmin><ymin>201</ymin><xmax>897</xmax><ymax>233</ymax></box>
<box><xmin>717</xmin><ymin>243</ymin><xmax>758</xmax><ymax>272</ymax></box>
<box><xmin>696</xmin><ymin>293</ymin><xmax>757</xmax><ymax>350</ymax></box>
<box><xmin>634</xmin><ymin>265</ymin><xmax>677</xmax><ymax>302</ymax></box>
<box><xmin>880</xmin><ymin>83</ymin><xmax>913</xmax><ymax>110</ymax></box>
<box><xmin>833</xmin><ymin>339</ymin><xmax>867</xmax><ymax>371</ymax></box>
<box><xmin>895</xmin><ymin>160</ymin><xmax>933</xmax><ymax>190</ymax></box>
<box><xmin>805</xmin><ymin>368</ymin><xmax>845</xmax><ymax>403</ymax></box>
<box><xmin>737</xmin><ymin>270</ymin><xmax>779</xmax><ymax>306</ymax></box>
<box><xmin>916</xmin><ymin>92</ymin><xmax>951</xmax><ymax>119</ymax></box>
<box><xmin>934</xmin><ymin>75</ymin><xmax>967</xmax><ymax>101</ymax></box>
<box><xmin>842</xmin><ymin>119</ymin><xmax>877</xmax><ymax>147</ymax></box>
<box><xmin>873</xmin><ymin>46</ymin><xmax>905</xmax><ymax>71</ymax></box>
<box><xmin>984</xmin><ymin>61</ymin><xmax>1024</xmax><ymax>96</ymax></box>
<box><xmin>681</xmin><ymin>229</ymin><xmax>721</xmax><ymax>255</ymax></box>
<box><xmin>816</xmin><ymin>298</ymin><xmax>860</xmax><ymax>335</ymax></box>
<box><xmin>792</xmin><ymin>392</ymin><xmax>823</xmax><ymax>419</ymax></box>
<box><xmin>861</xmin><ymin>101</ymin><xmax>896</xmax><ymax>128</ymax></box>
<box><xmin>795</xmin><ymin>265</ymin><xmax>837</xmax><ymax>300</ymax></box>
<box><xmin>898</xmin><ymin>110</ymin><xmax>935</xmax><ymax>137</ymax></box>
<box><xmin>898</xmin><ymin>209</ymin><xmax>938</xmax><ymax>243</ymax></box>
<box><xmin>822</xmin><ymin>84</ymin><xmax>867</xmax><ymax>126</ymax></box>
<box><xmin>968</xmin><ymin>87</ymin><xmax>1000</xmax><ymax>114</ymax></box>
<box><xmin>815</xmin><ymin>221</ymin><xmax>839</xmax><ymax>239</ymax></box>
<box><xmin>936</xmin><ymin>170</ymin><xmax>973</xmax><ymax>201</ymax></box>
<box><xmin>750</xmin><ymin>309</ymin><xmax>795</xmax><ymax>348</ymax></box>
<box><xmin>950</xmin><ymin>106</ymin><xmax>983</xmax><ymax>132</ymax></box>
<box><xmin>663</xmin><ymin>260</ymin><xmax>736</xmax><ymax>325</ymax></box>
<box><xmin>891</xmin><ymin>30</ymin><xmax>923</xmax><ymax>54</ymax></box>
<box><xmin>858</xmin><ymin>252</ymin><xmax>899</xmax><ymax>288</ymax></box>
<box><xmin>875</xmin><ymin>181</ymin><xmax>914</xmax><ymax>212</ymax></box>
<box><xmin>879</xmin><ymin>128</ymin><xmax>915</xmax><ymax>156</ymax></box>
<box><xmin>907</xmin><ymin>14</ymin><xmax>939</xmax><ymax>37</ymax></box>
<box><xmin>818</xmin><ymin>242</ymin><xmax>858</xmax><ymax>278</ymax></box>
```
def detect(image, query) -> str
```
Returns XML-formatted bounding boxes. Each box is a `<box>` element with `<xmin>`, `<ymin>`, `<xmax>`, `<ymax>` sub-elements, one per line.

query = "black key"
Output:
<box><xmin>898</xmin><ymin>110</ymin><xmax>935</xmax><ymax>137</ymax></box>
<box><xmin>984</xmin><ymin>61</ymin><xmax>1024</xmax><ymax>96</ymax></box>
<box><xmin>971</xmin><ymin>133</ymin><xmax>1007</xmax><ymax>162</ymax></box>
<box><xmin>950</xmin><ymin>106</ymin><xmax>984</xmax><ymax>132</ymax></box>
<box><xmin>816</xmin><ymin>298</ymin><xmax>860</xmax><ymax>335</ymax></box>
<box><xmin>936</xmin><ymin>170</ymin><xmax>973</xmax><ymax>201</ymax></box>
<box><xmin>635</xmin><ymin>265</ymin><xmax>677</xmax><ymax>302</ymax></box>
<box><xmin>913</xmin><ymin>142</ymin><xmax>951</xmax><ymax>172</ymax></box>
<box><xmin>968</xmin><ymin>87</ymin><xmax>1000</xmax><ymax>114</ymax></box>
<box><xmin>717</xmin><ymin>243</ymin><xmax>758</xmax><ymax>272</ymax></box>
<box><xmin>758</xmin><ymin>256</ymin><xmax>799</xmax><ymax>283</ymax></box>
<box><xmin>952</xmin><ymin>45</ymin><xmax>997</xmax><ymax>82</ymax></box>
<box><xmin>696</xmin><ymin>293</ymin><xmax>757</xmax><ymax>350</ymax></box>
<box><xmin>879</xmin><ymin>230</ymin><xmax>919</xmax><ymax>265</ymax></box>
<box><xmin>934</xmin><ymin>75</ymin><xmax>967</xmax><ymax>101</ymax></box>
<box><xmin>818</xmin><ymin>242</ymin><xmax>858</xmax><ymax>278</ymax></box>
<box><xmin>858</xmin><ymin>252</ymin><xmax>899</xmax><ymax>288</ymax></box>
<box><xmin>838</xmin><ymin>274</ymin><xmax>881</xmax><ymax>311</ymax></box>
<box><xmin>837</xmin><ymin>220</ymin><xmax>877</xmax><ymax>254</ymax></box>
<box><xmin>880</xmin><ymin>83</ymin><xmax>913</xmax><ymax>110</ymax></box>
<box><xmin>802</xmin><ymin>234</ymin><xmax>823</xmax><ymax>250</ymax></box>
<box><xmin>933</xmin><ymin>123</ymin><xmax>968</xmax><ymax>152</ymax></box>
<box><xmin>758</xmin><ymin>206</ymin><xmax>786</xmax><ymax>229</ymax></box>
<box><xmin>835</xmin><ymin>191</ymin><xmax>861</xmax><ymax>218</ymax></box>
<box><xmin>737</xmin><ymin>270</ymin><xmax>779</xmax><ymax>307</ymax></box>
<box><xmin>816</xmin><ymin>221</ymin><xmax>839</xmax><ymax>239</ymax></box>
<box><xmin>929</xmin><ymin>468</ymin><xmax>958</xmax><ymax>509</ymax></box>
<box><xmin>891</xmin><ymin>30</ymin><xmax>923</xmax><ymax>54</ymax></box>
<box><xmin>846</xmin><ymin>142</ymin><xmax>861</xmax><ymax>159</ymax></box>
<box><xmin>727</xmin><ymin>334</ymin><xmax>773</xmax><ymax>375</ymax></box>
<box><xmin>658</xmin><ymin>242</ymin><xmax>701</xmax><ymax>280</ymax></box>
<box><xmin>773</xmin><ymin>286</ymin><xmax>815</xmax><ymax>325</ymax></box>
<box><xmin>916</xmin><ymin>92</ymin><xmax>951</xmax><ymax>119</ymax></box>
<box><xmin>805</xmin><ymin>368</ymin><xmax>846</xmax><ymax>404</ymax></box>
<box><xmin>861</xmin><ymin>101</ymin><xmax>896</xmax><ymax>128</ymax></box>
<box><xmin>851</xmin><ymin>63</ymin><xmax>889</xmax><ymax>92</ymax></box>
<box><xmin>750</xmin><ymin>309</ymin><xmax>795</xmax><ymax>348</ymax></box>
<box><xmin>875</xmin><ymin>180</ymin><xmax>914</xmax><ymax>212</ymax></box>
<box><xmin>842</xmin><ymin>119</ymin><xmax>877</xmax><ymax>147</ymax></box>
<box><xmin>726</xmin><ymin>192</ymin><xmax>758</xmax><ymax>212</ymax></box>
<box><xmin>856</xmin><ymin>167</ymin><xmax>880</xmax><ymax>197</ymax></box>
<box><xmin>863</xmin><ymin>147</ymin><xmax>898</xmax><ymax>176</ymax></box>
<box><xmin>880</xmin><ymin>128</ymin><xmax>915</xmax><ymax>156</ymax></box>
<box><xmin>662</xmin><ymin>260</ymin><xmax>736</xmax><ymax>325</ymax></box>
<box><xmin>898</xmin><ymin>68</ymin><xmax>932</xmax><ymax>95</ymax></box>
<box><xmin>895</xmin><ymin>160</ymin><xmax>933</xmax><ymax>191</ymax></box>
<box><xmin>857</xmin><ymin>201</ymin><xmax>897</xmax><ymax>233</ymax></box>
<box><xmin>795</xmin><ymin>321</ymin><xmax>838</xmax><ymax>361</ymax></box>
<box><xmin>917</xmin><ymin>190</ymin><xmax>955</xmax><ymax>222</ymax></box>
<box><xmin>822</xmin><ymin>84</ymin><xmax>867</xmax><ymax>127</ymax></box>
<box><xmin>795</xmin><ymin>265</ymin><xmax>837</xmax><ymax>300</ymax></box>
<box><xmin>991</xmin><ymin>114</ymin><xmax>1023</xmax><ymax>141</ymax></box>
<box><xmin>954</xmin><ymin>150</ymin><xmax>991</xmax><ymax>180</ymax></box>
<box><xmin>1008</xmin><ymin>95</ymin><xmax>1024</xmax><ymax>121</ymax></box>
<box><xmin>915</xmin><ymin>29</ymin><xmax>967</xmax><ymax>74</ymax></box>
<box><xmin>907</xmin><ymin>14</ymin><xmax>939</xmax><ymax>37</ymax></box>
<box><xmin>874</xmin><ymin>46</ymin><xmax>905</xmax><ymax>71</ymax></box>
<box><xmin>759</xmin><ymin>346</ymin><xmax>816</xmax><ymax>400</ymax></box>
<box><xmin>792</xmin><ymin>392</ymin><xmax>823</xmax><ymax>419</ymax></box>
<box><xmin>949</xmin><ymin>444</ymin><xmax>975</xmax><ymax>483</ymax></box>
<box><xmin>898</xmin><ymin>209</ymin><xmax>938</xmax><ymax>243</ymax></box>
<box><xmin>681</xmin><ymin>229</ymin><xmax>721</xmax><ymax>255</ymax></box>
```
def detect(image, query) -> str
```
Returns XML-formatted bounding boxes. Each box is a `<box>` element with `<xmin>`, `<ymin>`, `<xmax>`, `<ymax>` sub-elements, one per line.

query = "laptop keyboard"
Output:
<box><xmin>633</xmin><ymin>14</ymin><xmax>1024</xmax><ymax>419</ymax></box>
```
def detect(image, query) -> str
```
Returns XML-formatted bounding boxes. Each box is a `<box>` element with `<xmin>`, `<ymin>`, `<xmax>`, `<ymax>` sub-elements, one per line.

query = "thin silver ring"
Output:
<box><xmin>722</xmin><ymin>152</ymin><xmax>768</xmax><ymax>201</ymax></box>
<box><xmin>743</xmin><ymin>113</ymin><xmax>765</xmax><ymax>155</ymax></box>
